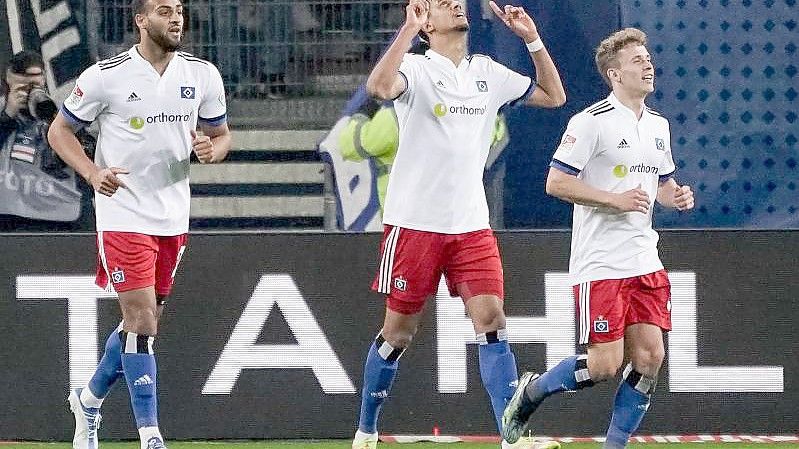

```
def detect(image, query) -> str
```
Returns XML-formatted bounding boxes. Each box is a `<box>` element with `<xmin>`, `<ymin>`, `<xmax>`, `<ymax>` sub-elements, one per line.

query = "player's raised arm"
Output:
<box><xmin>489</xmin><ymin>1</ymin><xmax>565</xmax><ymax>108</ymax></box>
<box><xmin>366</xmin><ymin>0</ymin><xmax>428</xmax><ymax>100</ymax></box>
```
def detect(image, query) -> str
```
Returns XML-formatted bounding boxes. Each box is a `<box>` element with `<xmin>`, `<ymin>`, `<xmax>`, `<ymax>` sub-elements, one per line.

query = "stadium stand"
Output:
<box><xmin>189</xmin><ymin>130</ymin><xmax>329</xmax><ymax>230</ymax></box>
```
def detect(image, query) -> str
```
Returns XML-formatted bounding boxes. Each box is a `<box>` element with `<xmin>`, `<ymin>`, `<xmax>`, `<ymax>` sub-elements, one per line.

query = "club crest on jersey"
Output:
<box><xmin>476</xmin><ymin>80</ymin><xmax>488</xmax><ymax>92</ymax></box>
<box><xmin>593</xmin><ymin>316</ymin><xmax>609</xmax><ymax>333</ymax></box>
<box><xmin>655</xmin><ymin>137</ymin><xmax>665</xmax><ymax>151</ymax></box>
<box><xmin>393</xmin><ymin>276</ymin><xmax>408</xmax><ymax>292</ymax></box>
<box><xmin>180</xmin><ymin>86</ymin><xmax>196</xmax><ymax>99</ymax></box>
<box><xmin>111</xmin><ymin>268</ymin><xmax>126</xmax><ymax>284</ymax></box>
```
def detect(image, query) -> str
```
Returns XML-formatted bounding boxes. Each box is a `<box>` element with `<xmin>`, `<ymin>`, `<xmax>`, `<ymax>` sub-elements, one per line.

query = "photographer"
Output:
<box><xmin>0</xmin><ymin>50</ymin><xmax>92</xmax><ymax>231</ymax></box>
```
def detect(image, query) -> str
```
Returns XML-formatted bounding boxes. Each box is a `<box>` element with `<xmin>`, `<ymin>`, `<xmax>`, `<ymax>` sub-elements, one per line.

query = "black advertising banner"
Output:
<box><xmin>0</xmin><ymin>231</ymin><xmax>795</xmax><ymax>440</ymax></box>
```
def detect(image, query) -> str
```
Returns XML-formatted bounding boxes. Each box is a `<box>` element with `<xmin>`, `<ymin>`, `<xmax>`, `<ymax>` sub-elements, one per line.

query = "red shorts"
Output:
<box><xmin>96</xmin><ymin>231</ymin><xmax>188</xmax><ymax>296</ymax></box>
<box><xmin>371</xmin><ymin>226</ymin><xmax>504</xmax><ymax>315</ymax></box>
<box><xmin>574</xmin><ymin>269</ymin><xmax>671</xmax><ymax>344</ymax></box>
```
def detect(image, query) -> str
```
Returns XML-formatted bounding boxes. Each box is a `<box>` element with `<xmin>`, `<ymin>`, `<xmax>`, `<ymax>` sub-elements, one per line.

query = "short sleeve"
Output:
<box><xmin>395</xmin><ymin>54</ymin><xmax>422</xmax><ymax>102</ymax></box>
<box><xmin>549</xmin><ymin>113</ymin><xmax>599</xmax><ymax>175</ymax></box>
<box><xmin>198</xmin><ymin>64</ymin><xmax>227</xmax><ymax>126</ymax></box>
<box><xmin>658</xmin><ymin>123</ymin><xmax>676</xmax><ymax>182</ymax></box>
<box><xmin>488</xmin><ymin>59</ymin><xmax>533</xmax><ymax>107</ymax></box>
<box><xmin>61</xmin><ymin>64</ymin><xmax>106</xmax><ymax>126</ymax></box>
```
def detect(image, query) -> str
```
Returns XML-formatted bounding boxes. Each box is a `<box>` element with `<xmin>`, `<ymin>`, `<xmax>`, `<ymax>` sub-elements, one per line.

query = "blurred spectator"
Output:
<box><xmin>0</xmin><ymin>50</ymin><xmax>93</xmax><ymax>231</ymax></box>
<box><xmin>351</xmin><ymin>2</ymin><xmax>382</xmax><ymax>61</ymax></box>
<box><xmin>239</xmin><ymin>1</ymin><xmax>293</xmax><ymax>99</ymax></box>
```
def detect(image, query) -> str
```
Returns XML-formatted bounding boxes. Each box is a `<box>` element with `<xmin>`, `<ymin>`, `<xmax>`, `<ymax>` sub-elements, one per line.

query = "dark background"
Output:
<box><xmin>0</xmin><ymin>231</ymin><xmax>796</xmax><ymax>440</ymax></box>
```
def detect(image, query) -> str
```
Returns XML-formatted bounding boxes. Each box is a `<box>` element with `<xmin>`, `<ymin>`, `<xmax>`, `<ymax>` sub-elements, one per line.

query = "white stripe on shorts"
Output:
<box><xmin>377</xmin><ymin>226</ymin><xmax>400</xmax><ymax>294</ymax></box>
<box><xmin>170</xmin><ymin>245</ymin><xmax>187</xmax><ymax>279</ymax></box>
<box><xmin>579</xmin><ymin>281</ymin><xmax>591</xmax><ymax>345</ymax></box>
<box><xmin>97</xmin><ymin>231</ymin><xmax>115</xmax><ymax>293</ymax></box>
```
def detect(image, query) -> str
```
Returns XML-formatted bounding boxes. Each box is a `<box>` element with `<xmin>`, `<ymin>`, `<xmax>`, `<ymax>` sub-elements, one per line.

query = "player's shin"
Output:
<box><xmin>477</xmin><ymin>329</ymin><xmax>518</xmax><ymax>432</ymax></box>
<box><xmin>526</xmin><ymin>354</ymin><xmax>596</xmax><ymax>402</ymax></box>
<box><xmin>120</xmin><ymin>331</ymin><xmax>161</xmax><ymax>431</ymax></box>
<box><xmin>603</xmin><ymin>364</ymin><xmax>656</xmax><ymax>449</ymax></box>
<box><xmin>83</xmin><ymin>321</ymin><xmax>125</xmax><ymax>408</ymax></box>
<box><xmin>358</xmin><ymin>332</ymin><xmax>404</xmax><ymax>434</ymax></box>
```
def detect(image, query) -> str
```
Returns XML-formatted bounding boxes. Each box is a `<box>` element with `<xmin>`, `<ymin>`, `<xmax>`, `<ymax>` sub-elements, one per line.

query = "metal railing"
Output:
<box><xmin>86</xmin><ymin>0</ymin><xmax>404</xmax><ymax>102</ymax></box>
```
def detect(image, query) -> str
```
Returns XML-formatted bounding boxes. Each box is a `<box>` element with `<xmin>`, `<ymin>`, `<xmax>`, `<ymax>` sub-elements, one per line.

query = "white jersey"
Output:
<box><xmin>62</xmin><ymin>46</ymin><xmax>227</xmax><ymax>235</ymax></box>
<box><xmin>383</xmin><ymin>50</ymin><xmax>533</xmax><ymax>233</ymax></box>
<box><xmin>550</xmin><ymin>93</ymin><xmax>676</xmax><ymax>285</ymax></box>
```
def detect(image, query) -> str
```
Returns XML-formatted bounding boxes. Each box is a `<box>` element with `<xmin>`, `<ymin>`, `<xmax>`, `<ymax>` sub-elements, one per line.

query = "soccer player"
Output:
<box><xmin>352</xmin><ymin>1</ymin><xmax>566</xmax><ymax>448</ymax></box>
<box><xmin>501</xmin><ymin>28</ymin><xmax>694</xmax><ymax>448</ymax></box>
<box><xmin>47</xmin><ymin>0</ymin><xmax>230</xmax><ymax>448</ymax></box>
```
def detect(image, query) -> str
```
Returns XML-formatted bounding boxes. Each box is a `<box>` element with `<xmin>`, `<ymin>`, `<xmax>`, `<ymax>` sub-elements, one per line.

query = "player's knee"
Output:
<box><xmin>631</xmin><ymin>346</ymin><xmax>664</xmax><ymax>376</ymax></box>
<box><xmin>123</xmin><ymin>306</ymin><xmax>159</xmax><ymax>336</ymax></box>
<box><xmin>470</xmin><ymin>311</ymin><xmax>506</xmax><ymax>334</ymax></box>
<box><xmin>590</xmin><ymin>360</ymin><xmax>621</xmax><ymax>381</ymax></box>
<box><xmin>588</xmin><ymin>351</ymin><xmax>624</xmax><ymax>381</ymax></box>
<box><xmin>379</xmin><ymin>328</ymin><xmax>414</xmax><ymax>350</ymax></box>
<box><xmin>374</xmin><ymin>331</ymin><xmax>408</xmax><ymax>361</ymax></box>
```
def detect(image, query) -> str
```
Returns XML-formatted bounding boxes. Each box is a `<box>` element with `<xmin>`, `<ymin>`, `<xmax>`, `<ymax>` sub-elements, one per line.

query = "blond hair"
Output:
<box><xmin>595</xmin><ymin>28</ymin><xmax>648</xmax><ymax>87</ymax></box>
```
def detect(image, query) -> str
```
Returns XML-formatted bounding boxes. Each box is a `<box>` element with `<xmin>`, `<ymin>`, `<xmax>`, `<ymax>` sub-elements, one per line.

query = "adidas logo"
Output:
<box><xmin>127</xmin><ymin>92</ymin><xmax>141</xmax><ymax>102</ymax></box>
<box><xmin>436</xmin><ymin>80</ymin><xmax>445</xmax><ymax>88</ymax></box>
<box><xmin>134</xmin><ymin>374</ymin><xmax>154</xmax><ymax>386</ymax></box>
<box><xmin>369</xmin><ymin>389</ymin><xmax>388</xmax><ymax>399</ymax></box>
<box><xmin>617</xmin><ymin>138</ymin><xmax>630</xmax><ymax>149</ymax></box>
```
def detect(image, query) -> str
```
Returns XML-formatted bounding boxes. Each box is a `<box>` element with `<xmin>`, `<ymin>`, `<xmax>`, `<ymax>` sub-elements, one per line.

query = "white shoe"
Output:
<box><xmin>502</xmin><ymin>436</ymin><xmax>561</xmax><ymax>449</ymax></box>
<box><xmin>352</xmin><ymin>429</ymin><xmax>378</xmax><ymax>449</ymax></box>
<box><xmin>67</xmin><ymin>388</ymin><xmax>102</xmax><ymax>449</ymax></box>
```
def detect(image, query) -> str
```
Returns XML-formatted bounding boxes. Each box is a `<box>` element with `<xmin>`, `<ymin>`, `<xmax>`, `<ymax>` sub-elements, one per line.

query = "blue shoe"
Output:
<box><xmin>68</xmin><ymin>388</ymin><xmax>102</xmax><ymax>449</ymax></box>
<box><xmin>501</xmin><ymin>372</ymin><xmax>542</xmax><ymax>444</ymax></box>
<box><xmin>144</xmin><ymin>436</ymin><xmax>167</xmax><ymax>449</ymax></box>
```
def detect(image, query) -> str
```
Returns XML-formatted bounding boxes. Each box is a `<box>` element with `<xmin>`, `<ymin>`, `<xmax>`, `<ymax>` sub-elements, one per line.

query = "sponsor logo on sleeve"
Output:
<box><xmin>558</xmin><ymin>134</ymin><xmax>576</xmax><ymax>152</ymax></box>
<box><xmin>65</xmin><ymin>85</ymin><xmax>84</xmax><ymax>109</ymax></box>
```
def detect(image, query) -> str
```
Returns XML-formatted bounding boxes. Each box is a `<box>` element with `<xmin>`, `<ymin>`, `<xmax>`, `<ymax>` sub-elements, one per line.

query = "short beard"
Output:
<box><xmin>149</xmin><ymin>29</ymin><xmax>181</xmax><ymax>52</ymax></box>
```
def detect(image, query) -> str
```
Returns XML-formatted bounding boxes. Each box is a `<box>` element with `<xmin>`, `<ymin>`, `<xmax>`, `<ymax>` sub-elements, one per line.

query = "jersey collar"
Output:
<box><xmin>425</xmin><ymin>49</ymin><xmax>468</xmax><ymax>70</ymax></box>
<box><xmin>607</xmin><ymin>92</ymin><xmax>649</xmax><ymax>121</ymax></box>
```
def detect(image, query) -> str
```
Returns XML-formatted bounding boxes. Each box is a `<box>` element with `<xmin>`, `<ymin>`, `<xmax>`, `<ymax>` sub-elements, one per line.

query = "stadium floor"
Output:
<box><xmin>2</xmin><ymin>443</ymin><xmax>799</xmax><ymax>449</ymax></box>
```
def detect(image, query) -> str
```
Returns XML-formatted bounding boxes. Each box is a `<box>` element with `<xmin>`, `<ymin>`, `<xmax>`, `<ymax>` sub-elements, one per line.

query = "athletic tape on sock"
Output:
<box><xmin>622</xmin><ymin>363</ymin><xmax>657</xmax><ymax>394</ymax></box>
<box><xmin>120</xmin><ymin>331</ymin><xmax>155</xmax><ymax>354</ymax></box>
<box><xmin>574</xmin><ymin>354</ymin><xmax>596</xmax><ymax>388</ymax></box>
<box><xmin>476</xmin><ymin>329</ymin><xmax>509</xmax><ymax>345</ymax></box>
<box><xmin>375</xmin><ymin>333</ymin><xmax>405</xmax><ymax>362</ymax></box>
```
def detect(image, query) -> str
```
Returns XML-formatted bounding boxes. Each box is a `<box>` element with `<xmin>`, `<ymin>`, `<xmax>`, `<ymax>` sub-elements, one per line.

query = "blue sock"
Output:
<box><xmin>357</xmin><ymin>334</ymin><xmax>402</xmax><ymax>434</ymax></box>
<box><xmin>604</xmin><ymin>368</ymin><xmax>654</xmax><ymax>449</ymax></box>
<box><xmin>87</xmin><ymin>322</ymin><xmax>124</xmax><ymax>400</ymax></box>
<box><xmin>121</xmin><ymin>332</ymin><xmax>159</xmax><ymax>429</ymax></box>
<box><xmin>527</xmin><ymin>354</ymin><xmax>595</xmax><ymax>400</ymax></box>
<box><xmin>477</xmin><ymin>330</ymin><xmax>518</xmax><ymax>432</ymax></box>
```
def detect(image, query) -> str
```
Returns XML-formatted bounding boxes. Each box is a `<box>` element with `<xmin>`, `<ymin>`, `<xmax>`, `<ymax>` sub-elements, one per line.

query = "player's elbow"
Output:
<box><xmin>366</xmin><ymin>83</ymin><xmax>394</xmax><ymax>102</ymax></box>
<box><xmin>550</xmin><ymin>92</ymin><xmax>567</xmax><ymax>108</ymax></box>
<box><xmin>543</xmin><ymin>91</ymin><xmax>567</xmax><ymax>108</ymax></box>
<box><xmin>545</xmin><ymin>172</ymin><xmax>565</xmax><ymax>198</ymax></box>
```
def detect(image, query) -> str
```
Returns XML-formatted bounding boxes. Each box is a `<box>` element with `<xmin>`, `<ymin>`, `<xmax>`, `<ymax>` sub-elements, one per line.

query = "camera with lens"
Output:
<box><xmin>27</xmin><ymin>87</ymin><xmax>58</xmax><ymax>122</ymax></box>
